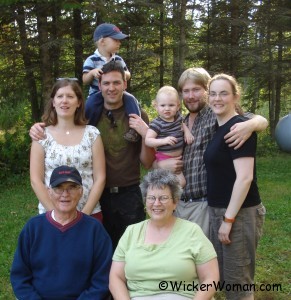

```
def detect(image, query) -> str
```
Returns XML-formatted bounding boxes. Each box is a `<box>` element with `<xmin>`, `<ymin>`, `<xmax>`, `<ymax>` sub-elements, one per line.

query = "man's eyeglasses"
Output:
<box><xmin>106</xmin><ymin>110</ymin><xmax>117</xmax><ymax>128</ymax></box>
<box><xmin>145</xmin><ymin>195</ymin><xmax>172</xmax><ymax>204</ymax></box>
<box><xmin>52</xmin><ymin>185</ymin><xmax>81</xmax><ymax>195</ymax></box>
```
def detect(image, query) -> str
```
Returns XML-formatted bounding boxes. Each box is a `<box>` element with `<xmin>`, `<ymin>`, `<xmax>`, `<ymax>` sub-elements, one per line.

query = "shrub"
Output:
<box><xmin>257</xmin><ymin>130</ymin><xmax>281</xmax><ymax>157</ymax></box>
<box><xmin>0</xmin><ymin>102</ymin><xmax>32</xmax><ymax>184</ymax></box>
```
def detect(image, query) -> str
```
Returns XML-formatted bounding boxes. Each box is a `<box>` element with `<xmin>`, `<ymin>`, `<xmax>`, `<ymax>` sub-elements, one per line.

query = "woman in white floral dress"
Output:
<box><xmin>30</xmin><ymin>79</ymin><xmax>105</xmax><ymax>221</ymax></box>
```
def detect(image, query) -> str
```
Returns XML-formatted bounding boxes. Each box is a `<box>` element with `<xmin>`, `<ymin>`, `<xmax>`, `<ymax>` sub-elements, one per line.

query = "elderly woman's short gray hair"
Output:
<box><xmin>140</xmin><ymin>169</ymin><xmax>183</xmax><ymax>203</ymax></box>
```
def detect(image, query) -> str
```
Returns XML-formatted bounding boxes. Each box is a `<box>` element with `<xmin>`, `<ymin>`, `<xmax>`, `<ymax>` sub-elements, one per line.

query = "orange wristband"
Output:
<box><xmin>223</xmin><ymin>216</ymin><xmax>235</xmax><ymax>223</ymax></box>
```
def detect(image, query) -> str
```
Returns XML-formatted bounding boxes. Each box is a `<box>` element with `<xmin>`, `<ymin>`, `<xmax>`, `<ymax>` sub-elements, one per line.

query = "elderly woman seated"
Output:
<box><xmin>109</xmin><ymin>169</ymin><xmax>219</xmax><ymax>300</ymax></box>
<box><xmin>11</xmin><ymin>165</ymin><xmax>112</xmax><ymax>300</ymax></box>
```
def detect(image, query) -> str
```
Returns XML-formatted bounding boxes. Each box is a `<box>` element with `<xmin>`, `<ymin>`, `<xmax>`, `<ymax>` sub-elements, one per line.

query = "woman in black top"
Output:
<box><xmin>204</xmin><ymin>74</ymin><xmax>266</xmax><ymax>300</ymax></box>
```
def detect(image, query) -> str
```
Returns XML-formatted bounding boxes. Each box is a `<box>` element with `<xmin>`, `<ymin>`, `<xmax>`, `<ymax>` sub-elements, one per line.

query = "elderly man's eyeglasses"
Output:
<box><xmin>145</xmin><ymin>195</ymin><xmax>172</xmax><ymax>204</ymax></box>
<box><xmin>106</xmin><ymin>110</ymin><xmax>117</xmax><ymax>128</ymax></box>
<box><xmin>52</xmin><ymin>185</ymin><xmax>81</xmax><ymax>195</ymax></box>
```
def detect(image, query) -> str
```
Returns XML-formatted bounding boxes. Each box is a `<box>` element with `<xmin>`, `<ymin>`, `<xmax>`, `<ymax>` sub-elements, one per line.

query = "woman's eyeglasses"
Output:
<box><xmin>106</xmin><ymin>110</ymin><xmax>117</xmax><ymax>128</ymax></box>
<box><xmin>209</xmin><ymin>91</ymin><xmax>232</xmax><ymax>99</ymax></box>
<box><xmin>145</xmin><ymin>195</ymin><xmax>172</xmax><ymax>204</ymax></box>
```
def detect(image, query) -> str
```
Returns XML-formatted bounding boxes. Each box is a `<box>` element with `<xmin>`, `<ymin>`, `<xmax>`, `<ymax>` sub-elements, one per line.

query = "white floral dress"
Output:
<box><xmin>38</xmin><ymin>125</ymin><xmax>101</xmax><ymax>214</ymax></box>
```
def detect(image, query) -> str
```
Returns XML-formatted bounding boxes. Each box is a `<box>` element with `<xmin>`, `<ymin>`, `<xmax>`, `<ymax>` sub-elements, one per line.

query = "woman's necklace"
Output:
<box><xmin>54</xmin><ymin>126</ymin><xmax>71</xmax><ymax>135</ymax></box>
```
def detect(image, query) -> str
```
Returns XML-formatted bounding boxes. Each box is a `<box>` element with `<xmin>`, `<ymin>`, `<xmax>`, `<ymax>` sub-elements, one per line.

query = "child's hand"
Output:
<box><xmin>92</xmin><ymin>68</ymin><xmax>103</xmax><ymax>79</ymax></box>
<box><xmin>163</xmin><ymin>136</ymin><xmax>177</xmax><ymax>146</ymax></box>
<box><xmin>184</xmin><ymin>132</ymin><xmax>194</xmax><ymax>144</ymax></box>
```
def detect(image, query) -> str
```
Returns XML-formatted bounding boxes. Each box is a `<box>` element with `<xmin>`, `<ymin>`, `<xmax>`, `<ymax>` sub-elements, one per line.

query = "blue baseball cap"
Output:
<box><xmin>50</xmin><ymin>166</ymin><xmax>82</xmax><ymax>188</ymax></box>
<box><xmin>93</xmin><ymin>23</ymin><xmax>128</xmax><ymax>42</ymax></box>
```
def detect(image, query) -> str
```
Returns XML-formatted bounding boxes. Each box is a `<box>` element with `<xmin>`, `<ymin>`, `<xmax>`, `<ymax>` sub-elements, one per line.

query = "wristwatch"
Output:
<box><xmin>223</xmin><ymin>216</ymin><xmax>235</xmax><ymax>223</ymax></box>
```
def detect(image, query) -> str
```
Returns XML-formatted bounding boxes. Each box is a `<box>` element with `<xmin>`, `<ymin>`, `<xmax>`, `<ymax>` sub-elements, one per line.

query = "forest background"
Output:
<box><xmin>0</xmin><ymin>0</ymin><xmax>290</xmax><ymax>178</ymax></box>
<box><xmin>0</xmin><ymin>1</ymin><xmax>290</xmax><ymax>299</ymax></box>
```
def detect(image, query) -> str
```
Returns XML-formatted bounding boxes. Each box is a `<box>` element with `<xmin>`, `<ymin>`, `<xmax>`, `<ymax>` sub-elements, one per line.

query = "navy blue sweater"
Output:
<box><xmin>10</xmin><ymin>212</ymin><xmax>112</xmax><ymax>300</ymax></box>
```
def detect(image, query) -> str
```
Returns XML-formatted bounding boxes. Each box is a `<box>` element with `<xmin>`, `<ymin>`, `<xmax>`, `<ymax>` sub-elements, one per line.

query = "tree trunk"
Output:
<box><xmin>206</xmin><ymin>0</ymin><xmax>211</xmax><ymax>71</ymax></box>
<box><xmin>73</xmin><ymin>0</ymin><xmax>84</xmax><ymax>83</ymax></box>
<box><xmin>171</xmin><ymin>0</ymin><xmax>187</xmax><ymax>88</ymax></box>
<box><xmin>36</xmin><ymin>2</ymin><xmax>53</xmax><ymax>113</ymax></box>
<box><xmin>266</xmin><ymin>0</ymin><xmax>276</xmax><ymax>137</ymax></box>
<box><xmin>267</xmin><ymin>45</ymin><xmax>276</xmax><ymax>137</ymax></box>
<box><xmin>51</xmin><ymin>2</ymin><xmax>61</xmax><ymax>80</ymax></box>
<box><xmin>229</xmin><ymin>0</ymin><xmax>240</xmax><ymax>75</ymax></box>
<box><xmin>275</xmin><ymin>29</ymin><xmax>283</xmax><ymax>127</ymax></box>
<box><xmin>178</xmin><ymin>0</ymin><xmax>187</xmax><ymax>76</ymax></box>
<box><xmin>14</xmin><ymin>6</ymin><xmax>40</xmax><ymax>121</ymax></box>
<box><xmin>159</xmin><ymin>0</ymin><xmax>164</xmax><ymax>87</ymax></box>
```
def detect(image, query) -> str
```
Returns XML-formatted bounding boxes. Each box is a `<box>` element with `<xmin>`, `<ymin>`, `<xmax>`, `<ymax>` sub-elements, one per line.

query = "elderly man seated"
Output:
<box><xmin>10</xmin><ymin>165</ymin><xmax>112</xmax><ymax>300</ymax></box>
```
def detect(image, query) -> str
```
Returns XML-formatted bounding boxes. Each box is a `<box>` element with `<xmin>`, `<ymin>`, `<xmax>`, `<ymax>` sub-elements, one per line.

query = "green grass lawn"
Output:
<box><xmin>0</xmin><ymin>154</ymin><xmax>290</xmax><ymax>299</ymax></box>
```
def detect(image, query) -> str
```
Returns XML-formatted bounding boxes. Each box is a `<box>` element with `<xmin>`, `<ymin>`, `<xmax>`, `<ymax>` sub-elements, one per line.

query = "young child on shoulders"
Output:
<box><xmin>83</xmin><ymin>23</ymin><xmax>130</xmax><ymax>93</ymax></box>
<box><xmin>145</xmin><ymin>86</ymin><xmax>194</xmax><ymax>187</ymax></box>
<box><xmin>83</xmin><ymin>23</ymin><xmax>140</xmax><ymax>142</ymax></box>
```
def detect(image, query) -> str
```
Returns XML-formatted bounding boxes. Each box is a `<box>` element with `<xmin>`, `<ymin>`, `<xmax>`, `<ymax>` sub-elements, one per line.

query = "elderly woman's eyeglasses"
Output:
<box><xmin>106</xmin><ymin>110</ymin><xmax>117</xmax><ymax>128</ymax></box>
<box><xmin>145</xmin><ymin>195</ymin><xmax>172</xmax><ymax>204</ymax></box>
<box><xmin>52</xmin><ymin>185</ymin><xmax>81</xmax><ymax>195</ymax></box>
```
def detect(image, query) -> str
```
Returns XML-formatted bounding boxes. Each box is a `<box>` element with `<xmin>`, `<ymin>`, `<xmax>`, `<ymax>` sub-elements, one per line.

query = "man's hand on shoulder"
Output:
<box><xmin>225</xmin><ymin>114</ymin><xmax>268</xmax><ymax>150</ymax></box>
<box><xmin>224</xmin><ymin>122</ymin><xmax>252</xmax><ymax>150</ymax></box>
<box><xmin>30</xmin><ymin>122</ymin><xmax>46</xmax><ymax>141</ymax></box>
